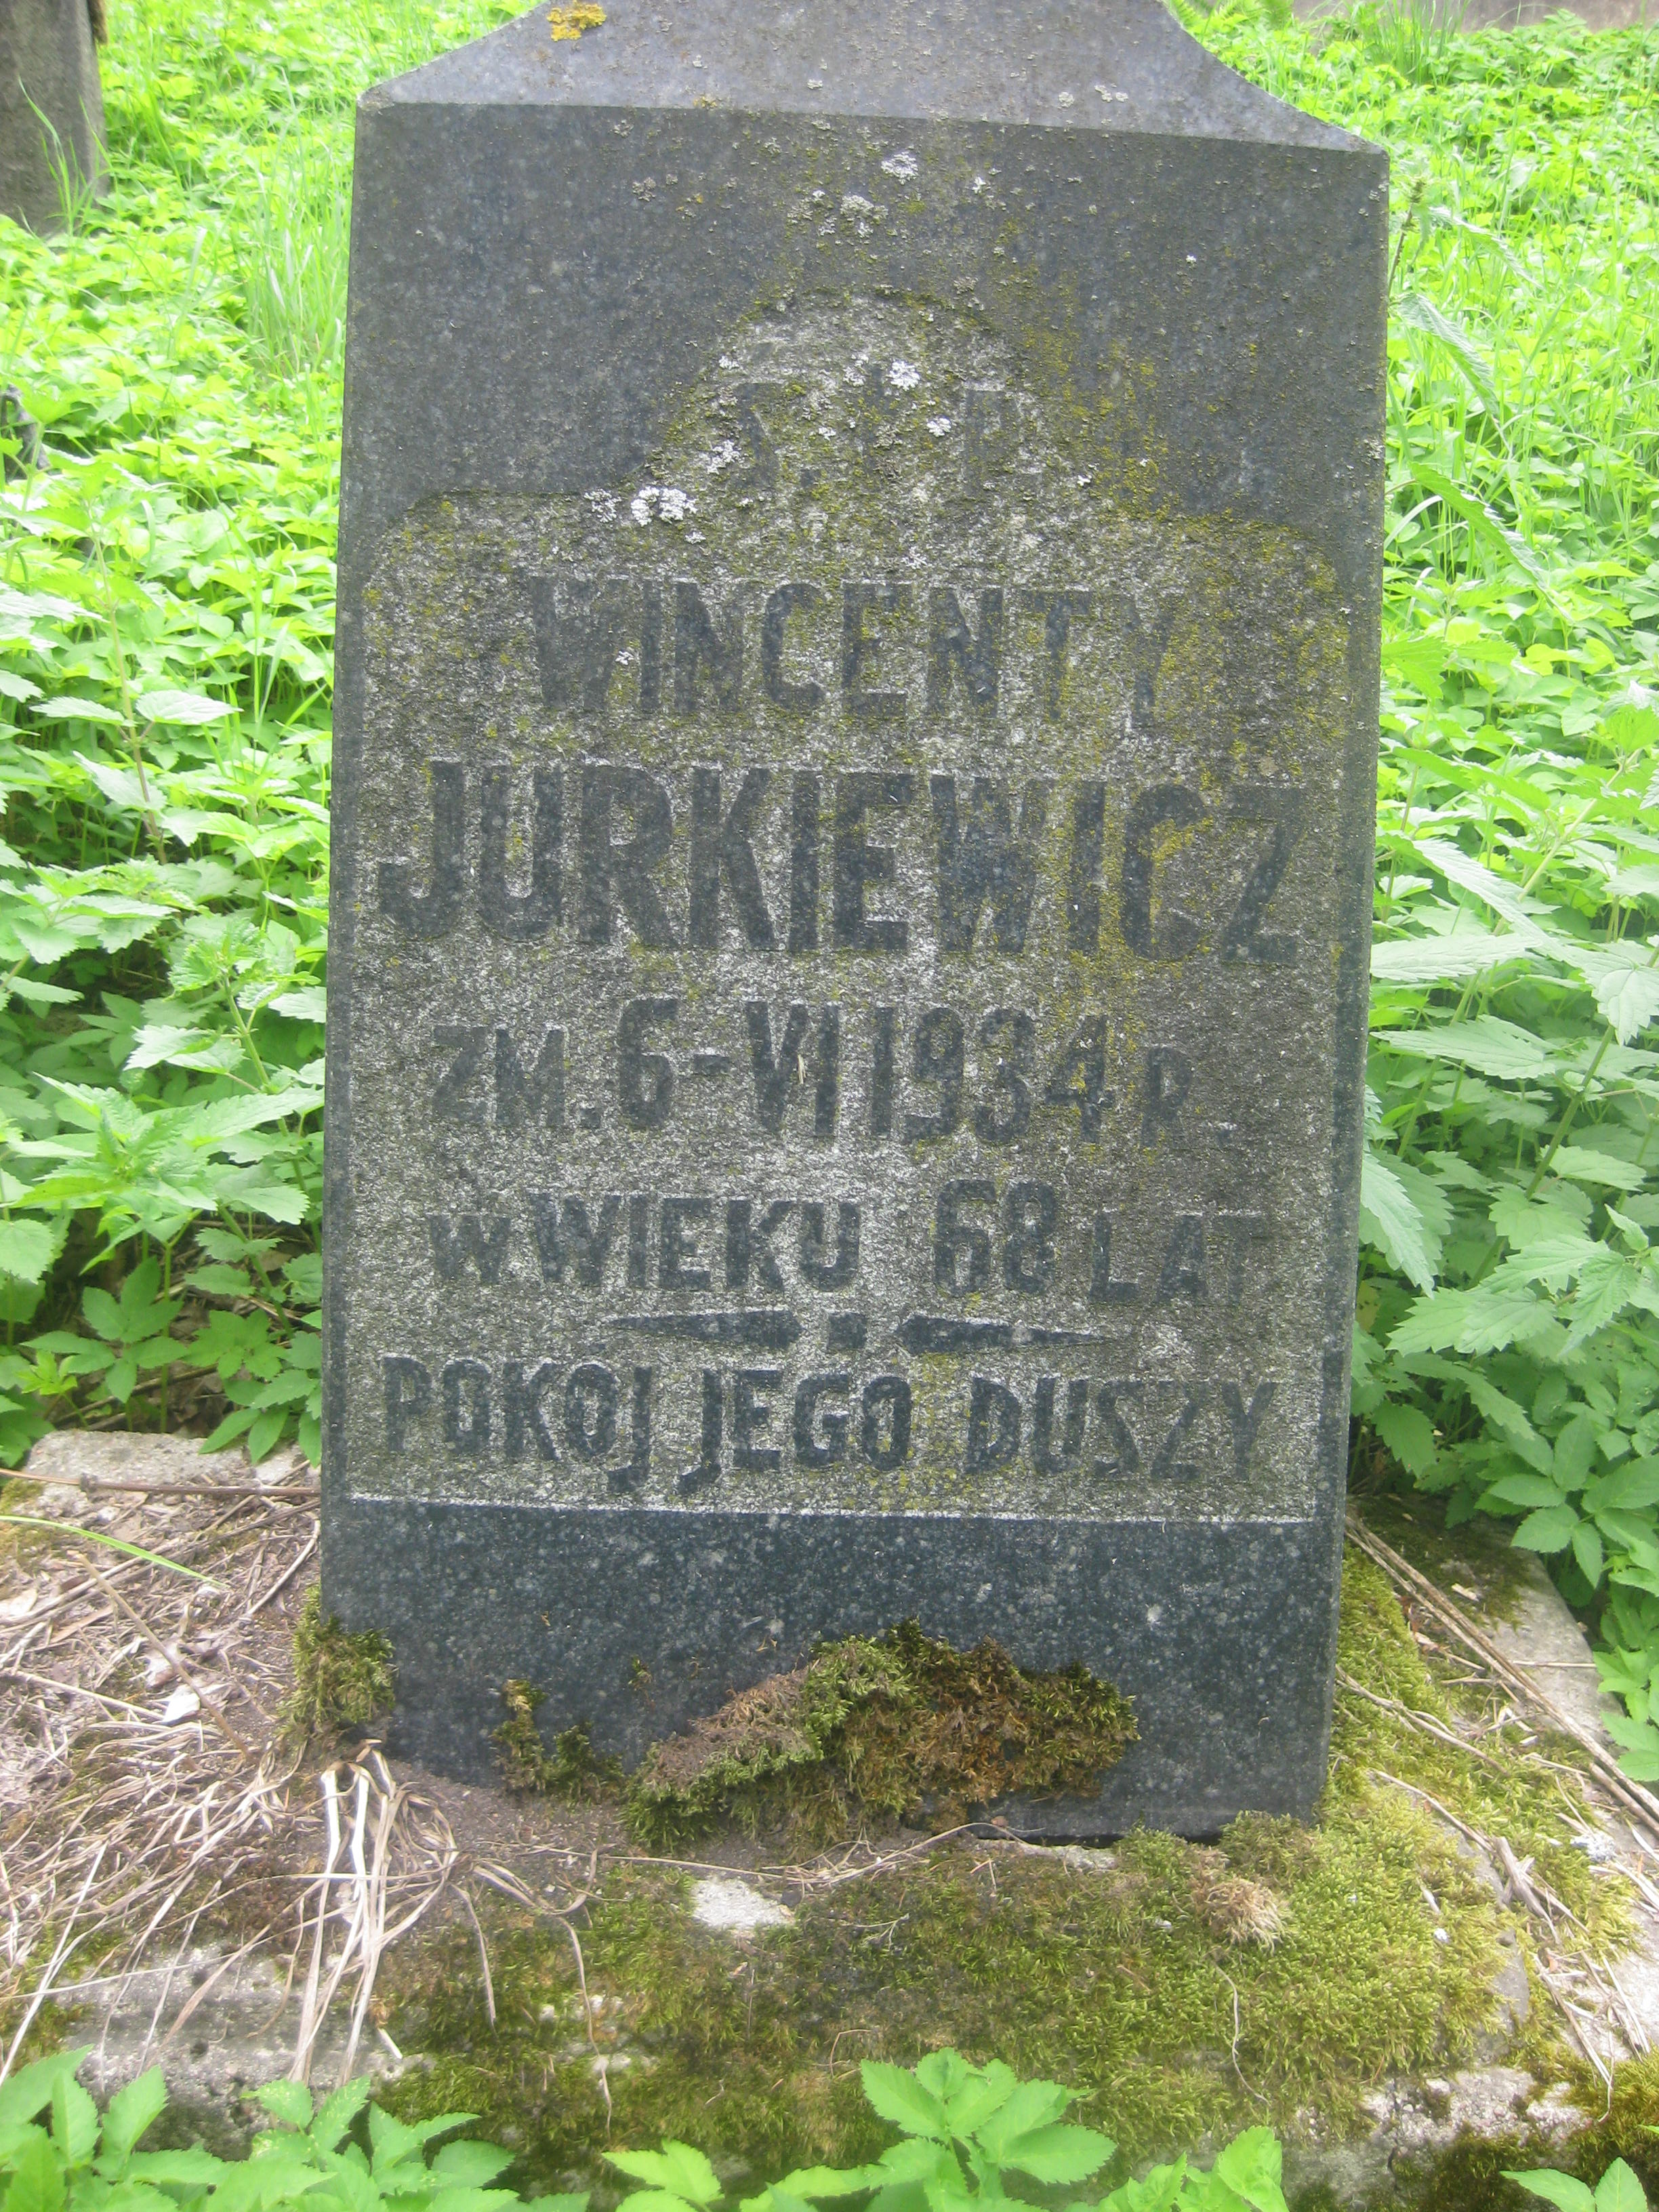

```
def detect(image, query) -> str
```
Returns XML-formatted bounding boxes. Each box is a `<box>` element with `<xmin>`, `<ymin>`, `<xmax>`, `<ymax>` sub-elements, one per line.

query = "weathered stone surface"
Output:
<box><xmin>323</xmin><ymin>0</ymin><xmax>1387</xmax><ymax>1830</ymax></box>
<box><xmin>0</xmin><ymin>0</ymin><xmax>106</xmax><ymax>234</ymax></box>
<box><xmin>68</xmin><ymin>1948</ymin><xmax>397</xmax><ymax>2156</ymax></box>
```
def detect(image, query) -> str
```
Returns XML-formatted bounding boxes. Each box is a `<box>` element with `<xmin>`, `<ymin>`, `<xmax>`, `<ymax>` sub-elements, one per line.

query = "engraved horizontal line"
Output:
<box><xmin>1023</xmin><ymin>1328</ymin><xmax>1118</xmax><ymax>1349</ymax></box>
<box><xmin>603</xmin><ymin>1309</ymin><xmax>802</xmax><ymax>1349</ymax></box>
<box><xmin>895</xmin><ymin>1313</ymin><xmax>1015</xmax><ymax>1355</ymax></box>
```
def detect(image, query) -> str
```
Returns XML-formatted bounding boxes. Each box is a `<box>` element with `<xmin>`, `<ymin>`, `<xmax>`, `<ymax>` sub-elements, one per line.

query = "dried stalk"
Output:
<box><xmin>1347</xmin><ymin>1509</ymin><xmax>1659</xmax><ymax>1832</ymax></box>
<box><xmin>3</xmin><ymin>1473</ymin><xmax>319</xmax><ymax>1503</ymax></box>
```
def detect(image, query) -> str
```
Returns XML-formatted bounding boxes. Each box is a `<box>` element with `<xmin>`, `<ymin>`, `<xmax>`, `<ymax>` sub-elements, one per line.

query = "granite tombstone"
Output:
<box><xmin>0</xmin><ymin>0</ymin><xmax>106</xmax><ymax>234</ymax></box>
<box><xmin>323</xmin><ymin>0</ymin><xmax>1386</xmax><ymax>1833</ymax></box>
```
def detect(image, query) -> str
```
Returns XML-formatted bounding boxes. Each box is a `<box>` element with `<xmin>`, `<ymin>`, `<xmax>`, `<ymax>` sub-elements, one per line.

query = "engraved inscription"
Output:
<box><xmin>344</xmin><ymin>300</ymin><xmax>1349</xmax><ymax>1516</ymax></box>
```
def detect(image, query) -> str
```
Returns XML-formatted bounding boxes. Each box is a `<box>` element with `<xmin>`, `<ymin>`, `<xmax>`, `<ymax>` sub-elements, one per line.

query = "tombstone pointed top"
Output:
<box><xmin>373</xmin><ymin>0</ymin><xmax>1357</xmax><ymax>150</ymax></box>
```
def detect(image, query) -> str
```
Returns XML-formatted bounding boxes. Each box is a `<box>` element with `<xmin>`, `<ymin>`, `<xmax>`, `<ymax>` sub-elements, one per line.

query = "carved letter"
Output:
<box><xmin>526</xmin><ymin>575</ymin><xmax>630</xmax><ymax>714</ymax></box>
<box><xmin>478</xmin><ymin>764</ymin><xmax>561</xmax><ymax>939</ymax></box>
<box><xmin>428</xmin><ymin>1213</ymin><xmax>512</xmax><ymax>1288</ymax></box>
<box><xmin>378</xmin><ymin>761</ymin><xmax>465</xmax><ymax>939</ymax></box>
<box><xmin>761</xmin><ymin>582</ymin><xmax>823</xmax><ymax>708</ymax></box>
<box><xmin>966</xmin><ymin>1376</ymin><xmax>1021</xmax><ymax>1473</ymax></box>
<box><xmin>930</xmin><ymin>775</ymin><xmax>1047</xmax><ymax>953</ymax></box>
<box><xmin>1221</xmin><ymin>1378</ymin><xmax>1276</xmax><ymax>1479</ymax></box>
<box><xmin>832</xmin><ymin>772</ymin><xmax>914</xmax><ymax>950</ymax></box>
<box><xmin>926</xmin><ymin>586</ymin><xmax>1002</xmax><ymax>710</ymax></box>
<box><xmin>689</xmin><ymin>767</ymin><xmax>775</xmax><ymax>949</ymax></box>
<box><xmin>578</xmin><ymin>765</ymin><xmax>676</xmax><ymax>946</ymax></box>
<box><xmin>674</xmin><ymin>580</ymin><xmax>744</xmax><ymax>712</ymax></box>
<box><xmin>384</xmin><ymin>1355</ymin><xmax>431</xmax><ymax>1451</ymax></box>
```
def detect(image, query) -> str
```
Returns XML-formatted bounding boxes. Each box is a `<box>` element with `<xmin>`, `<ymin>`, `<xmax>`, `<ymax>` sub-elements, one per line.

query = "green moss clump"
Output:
<box><xmin>281</xmin><ymin>1588</ymin><xmax>395</xmax><ymax>1748</ymax></box>
<box><xmin>624</xmin><ymin>1620</ymin><xmax>1136</xmax><ymax>1849</ymax></box>
<box><xmin>495</xmin><ymin>1681</ymin><xmax>622</xmax><ymax>1799</ymax></box>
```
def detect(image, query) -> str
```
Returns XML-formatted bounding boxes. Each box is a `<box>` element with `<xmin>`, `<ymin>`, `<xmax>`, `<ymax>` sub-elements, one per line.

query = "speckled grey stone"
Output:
<box><xmin>323</xmin><ymin>0</ymin><xmax>1387</xmax><ymax>1832</ymax></box>
<box><xmin>0</xmin><ymin>0</ymin><xmax>105</xmax><ymax>234</ymax></box>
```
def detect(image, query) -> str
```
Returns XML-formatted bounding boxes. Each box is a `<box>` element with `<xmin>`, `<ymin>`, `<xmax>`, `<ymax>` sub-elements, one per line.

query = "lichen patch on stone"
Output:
<box><xmin>548</xmin><ymin>3</ymin><xmax>604</xmax><ymax>41</ymax></box>
<box><xmin>689</xmin><ymin>1877</ymin><xmax>794</xmax><ymax>1934</ymax></box>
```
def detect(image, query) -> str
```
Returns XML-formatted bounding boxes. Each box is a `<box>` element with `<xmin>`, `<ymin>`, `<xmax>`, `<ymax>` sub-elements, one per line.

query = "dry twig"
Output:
<box><xmin>1347</xmin><ymin>1511</ymin><xmax>1659</xmax><ymax>1832</ymax></box>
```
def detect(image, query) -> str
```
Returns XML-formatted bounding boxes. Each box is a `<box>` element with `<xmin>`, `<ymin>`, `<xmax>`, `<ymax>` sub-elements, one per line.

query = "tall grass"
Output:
<box><xmin>241</xmin><ymin>131</ymin><xmax>350</xmax><ymax>379</ymax></box>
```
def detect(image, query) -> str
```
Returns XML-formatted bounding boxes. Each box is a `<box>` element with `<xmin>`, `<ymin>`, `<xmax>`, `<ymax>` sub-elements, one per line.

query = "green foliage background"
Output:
<box><xmin>4</xmin><ymin>0</ymin><xmax>1659</xmax><ymax>1765</ymax></box>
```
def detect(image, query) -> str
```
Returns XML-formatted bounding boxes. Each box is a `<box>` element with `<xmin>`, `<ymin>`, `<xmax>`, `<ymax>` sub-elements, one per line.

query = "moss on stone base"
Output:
<box><xmin>281</xmin><ymin>1589</ymin><xmax>394</xmax><ymax>1748</ymax></box>
<box><xmin>373</xmin><ymin>1546</ymin><xmax>1650</xmax><ymax>2207</ymax></box>
<box><xmin>496</xmin><ymin>1682</ymin><xmax>623</xmax><ymax>1799</ymax></box>
<box><xmin>623</xmin><ymin>1620</ymin><xmax>1137</xmax><ymax>1849</ymax></box>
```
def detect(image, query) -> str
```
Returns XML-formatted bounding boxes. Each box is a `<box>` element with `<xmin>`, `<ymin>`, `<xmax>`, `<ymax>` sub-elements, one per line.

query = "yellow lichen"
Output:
<box><xmin>549</xmin><ymin>2</ymin><xmax>604</xmax><ymax>39</ymax></box>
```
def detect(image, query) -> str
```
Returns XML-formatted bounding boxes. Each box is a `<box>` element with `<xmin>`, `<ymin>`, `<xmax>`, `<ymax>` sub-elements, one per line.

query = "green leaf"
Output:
<box><xmin>310</xmin><ymin>2077</ymin><xmax>374</xmax><ymax>2153</ymax></box>
<box><xmin>0</xmin><ymin>1514</ymin><xmax>219</xmax><ymax>1580</ymax></box>
<box><xmin>1572</xmin><ymin>948</ymin><xmax>1659</xmax><ymax>1046</ymax></box>
<box><xmin>611</xmin><ymin>2192</ymin><xmax>703</xmax><ymax>2212</ymax></box>
<box><xmin>1388</xmin><ymin>1286</ymin><xmax>1552</xmax><ymax>1358</ymax></box>
<box><xmin>1589</xmin><ymin>1460</ymin><xmax>1659</xmax><ymax>1512</ymax></box>
<box><xmin>134</xmin><ymin>690</ymin><xmax>235</xmax><ymax>725</ymax></box>
<box><xmin>771</xmin><ymin>2171</ymin><xmax>876</xmax><ymax>2202</ymax></box>
<box><xmin>2</xmin><ymin>2126</ymin><xmax>66</xmax><ymax>2212</ymax></box>
<box><xmin>369</xmin><ymin>2104</ymin><xmax>443</xmax><ymax>2173</ymax></box>
<box><xmin>1088</xmin><ymin>2160</ymin><xmax>1186</xmax><ymax>2211</ymax></box>
<box><xmin>1410</xmin><ymin>463</ymin><xmax>1553</xmax><ymax>594</ymax></box>
<box><xmin>35</xmin><ymin>697</ymin><xmax>125</xmax><ymax>726</ymax></box>
<box><xmin>431</xmin><ymin>2145</ymin><xmax>516</xmax><ymax>2187</ymax></box>
<box><xmin>426</xmin><ymin>2189</ymin><xmax>523</xmax><ymax>2212</ymax></box>
<box><xmin>605</xmin><ymin>2148</ymin><xmax>721</xmax><ymax>2207</ymax></box>
<box><xmin>245</xmin><ymin>1407</ymin><xmax>290</xmax><ymax>1462</ymax></box>
<box><xmin>97</xmin><ymin>2069</ymin><xmax>167</xmax><ymax>2171</ymax></box>
<box><xmin>1372</xmin><ymin>1016</ymin><xmax>1562</xmax><ymax>1081</ymax></box>
<box><xmin>86</xmin><ymin>2178</ymin><xmax>180</xmax><ymax>2212</ymax></box>
<box><xmin>1514</xmin><ymin>1506</ymin><xmax>1580</xmax><ymax>1555</ymax></box>
<box><xmin>991</xmin><ymin>2127</ymin><xmax>1113</xmax><ymax>2186</ymax></box>
<box><xmin>859</xmin><ymin>2064</ymin><xmax>951</xmax><ymax>2144</ymax></box>
<box><xmin>1359</xmin><ymin>1152</ymin><xmax>1439</xmax><ymax>1291</ymax></box>
<box><xmin>0</xmin><ymin>1221</ymin><xmax>60</xmax><ymax>1286</ymax></box>
<box><xmin>1555</xmin><ymin>1416</ymin><xmax>1598</xmax><ymax>1489</ymax></box>
<box><xmin>0</xmin><ymin>2053</ymin><xmax>89</xmax><ymax>2132</ymax></box>
<box><xmin>863</xmin><ymin>2186</ymin><xmax>928</xmax><ymax>2212</ymax></box>
<box><xmin>1604</xmin><ymin>1711</ymin><xmax>1659</xmax><ymax>1755</ymax></box>
<box><xmin>1595</xmin><ymin>2158</ymin><xmax>1649</xmax><ymax>2211</ymax></box>
<box><xmin>5</xmin><ymin>979</ymin><xmax>81</xmax><ymax>1008</ymax></box>
<box><xmin>1395</xmin><ymin>290</ymin><xmax>1500</xmax><ymax>414</ymax></box>
<box><xmin>1206</xmin><ymin>2127</ymin><xmax>1290</xmax><ymax>2212</ymax></box>
<box><xmin>1485</xmin><ymin>1474</ymin><xmax>1566</xmax><ymax>1511</ymax></box>
<box><xmin>1574</xmin><ymin>1521</ymin><xmax>1606</xmax><ymax>1588</ymax></box>
<box><xmin>1500</xmin><ymin>2175</ymin><xmax>1595</xmax><ymax>2212</ymax></box>
<box><xmin>247</xmin><ymin>2081</ymin><xmax>313</xmax><ymax>2131</ymax></box>
<box><xmin>125</xmin><ymin>2150</ymin><xmax>228</xmax><ymax>2186</ymax></box>
<box><xmin>1551</xmin><ymin>1147</ymin><xmax>1647</xmax><ymax>1192</ymax></box>
<box><xmin>1372</xmin><ymin>1402</ymin><xmax>1437</xmax><ymax>1475</ymax></box>
<box><xmin>50</xmin><ymin>2075</ymin><xmax>98</xmax><ymax>2167</ymax></box>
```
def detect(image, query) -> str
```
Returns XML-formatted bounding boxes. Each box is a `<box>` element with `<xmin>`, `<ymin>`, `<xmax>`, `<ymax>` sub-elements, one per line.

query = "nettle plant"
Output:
<box><xmin>1180</xmin><ymin>1</ymin><xmax>1659</xmax><ymax>1779</ymax></box>
<box><xmin>1</xmin><ymin>2043</ymin><xmax>1646</xmax><ymax>2212</ymax></box>
<box><xmin>0</xmin><ymin>2047</ymin><xmax>587</xmax><ymax>2212</ymax></box>
<box><xmin>607</xmin><ymin>2051</ymin><xmax>1289</xmax><ymax>2212</ymax></box>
